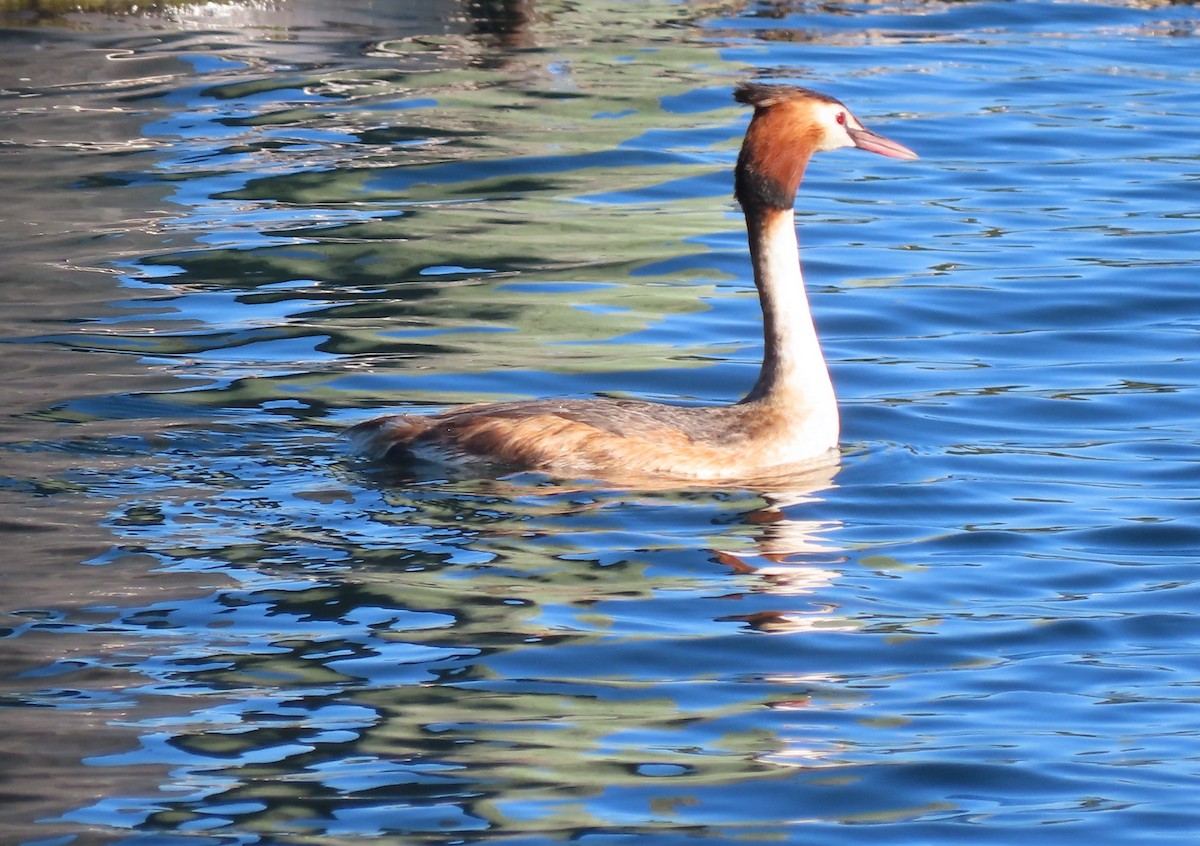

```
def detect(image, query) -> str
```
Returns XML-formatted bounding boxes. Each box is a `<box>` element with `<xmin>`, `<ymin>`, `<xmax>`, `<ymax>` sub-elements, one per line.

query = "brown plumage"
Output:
<box><xmin>734</xmin><ymin>84</ymin><xmax>836</xmax><ymax>210</ymax></box>
<box><xmin>345</xmin><ymin>83</ymin><xmax>918</xmax><ymax>483</ymax></box>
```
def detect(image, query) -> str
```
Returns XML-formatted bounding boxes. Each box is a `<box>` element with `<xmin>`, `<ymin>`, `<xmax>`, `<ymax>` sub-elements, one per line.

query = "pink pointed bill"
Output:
<box><xmin>847</xmin><ymin>125</ymin><xmax>919</xmax><ymax>160</ymax></box>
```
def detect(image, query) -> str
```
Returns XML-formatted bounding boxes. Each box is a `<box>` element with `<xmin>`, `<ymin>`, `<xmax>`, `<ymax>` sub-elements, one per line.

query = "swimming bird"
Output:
<box><xmin>346</xmin><ymin>83</ymin><xmax>918</xmax><ymax>483</ymax></box>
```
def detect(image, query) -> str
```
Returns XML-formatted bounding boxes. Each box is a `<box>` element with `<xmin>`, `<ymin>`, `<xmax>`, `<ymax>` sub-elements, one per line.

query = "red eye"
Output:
<box><xmin>836</xmin><ymin>111</ymin><xmax>846</xmax><ymax>125</ymax></box>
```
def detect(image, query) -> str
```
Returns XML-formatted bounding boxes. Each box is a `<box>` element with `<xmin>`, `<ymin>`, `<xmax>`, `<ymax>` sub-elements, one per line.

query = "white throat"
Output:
<box><xmin>742</xmin><ymin>206</ymin><xmax>839</xmax><ymax>454</ymax></box>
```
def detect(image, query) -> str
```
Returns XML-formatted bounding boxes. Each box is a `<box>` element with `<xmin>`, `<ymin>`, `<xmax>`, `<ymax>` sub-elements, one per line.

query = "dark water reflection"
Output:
<box><xmin>4</xmin><ymin>0</ymin><xmax>1200</xmax><ymax>843</ymax></box>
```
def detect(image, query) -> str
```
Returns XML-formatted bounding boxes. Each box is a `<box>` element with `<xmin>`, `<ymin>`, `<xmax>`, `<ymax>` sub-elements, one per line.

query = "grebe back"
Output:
<box><xmin>346</xmin><ymin>83</ymin><xmax>918</xmax><ymax>482</ymax></box>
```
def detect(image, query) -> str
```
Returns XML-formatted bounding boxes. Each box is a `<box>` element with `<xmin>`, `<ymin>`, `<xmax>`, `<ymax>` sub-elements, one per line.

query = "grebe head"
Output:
<box><xmin>733</xmin><ymin>82</ymin><xmax>917</xmax><ymax>209</ymax></box>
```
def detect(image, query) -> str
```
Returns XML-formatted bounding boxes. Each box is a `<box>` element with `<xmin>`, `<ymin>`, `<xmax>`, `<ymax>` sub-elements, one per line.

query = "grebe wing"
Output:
<box><xmin>344</xmin><ymin>397</ymin><xmax>727</xmax><ymax>466</ymax></box>
<box><xmin>441</xmin><ymin>397</ymin><xmax>735</xmax><ymax>441</ymax></box>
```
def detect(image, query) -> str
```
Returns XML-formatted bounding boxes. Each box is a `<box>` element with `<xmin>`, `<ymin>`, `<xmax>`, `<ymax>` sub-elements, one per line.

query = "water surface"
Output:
<box><xmin>2</xmin><ymin>0</ymin><xmax>1200</xmax><ymax>843</ymax></box>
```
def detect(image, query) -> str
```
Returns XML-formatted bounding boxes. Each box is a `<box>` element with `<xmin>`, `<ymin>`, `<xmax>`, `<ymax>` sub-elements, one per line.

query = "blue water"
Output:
<box><xmin>2</xmin><ymin>1</ymin><xmax>1199</xmax><ymax>843</ymax></box>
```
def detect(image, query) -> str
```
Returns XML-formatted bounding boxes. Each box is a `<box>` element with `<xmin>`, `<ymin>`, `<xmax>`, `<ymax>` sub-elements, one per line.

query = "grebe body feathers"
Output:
<box><xmin>346</xmin><ymin>83</ymin><xmax>917</xmax><ymax>482</ymax></box>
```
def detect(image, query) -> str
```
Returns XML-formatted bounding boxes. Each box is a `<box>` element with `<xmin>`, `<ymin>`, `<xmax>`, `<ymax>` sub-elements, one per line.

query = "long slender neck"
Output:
<box><xmin>740</xmin><ymin>202</ymin><xmax>836</xmax><ymax>432</ymax></box>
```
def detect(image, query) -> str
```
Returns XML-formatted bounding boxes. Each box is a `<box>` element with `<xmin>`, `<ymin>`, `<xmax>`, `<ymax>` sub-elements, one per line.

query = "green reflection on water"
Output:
<box><xmin>117</xmin><ymin>472</ymin><xmax>851</xmax><ymax>840</ymax></box>
<box><xmin>110</xmin><ymin>46</ymin><xmax>754</xmax><ymax>407</ymax></box>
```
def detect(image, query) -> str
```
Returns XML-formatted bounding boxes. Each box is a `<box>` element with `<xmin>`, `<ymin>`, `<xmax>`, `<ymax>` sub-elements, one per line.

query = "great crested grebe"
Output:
<box><xmin>346</xmin><ymin>83</ymin><xmax>918</xmax><ymax>482</ymax></box>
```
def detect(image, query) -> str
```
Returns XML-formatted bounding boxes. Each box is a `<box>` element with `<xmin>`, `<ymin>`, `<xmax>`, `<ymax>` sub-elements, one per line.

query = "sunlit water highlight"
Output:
<box><xmin>2</xmin><ymin>1</ymin><xmax>1199</xmax><ymax>843</ymax></box>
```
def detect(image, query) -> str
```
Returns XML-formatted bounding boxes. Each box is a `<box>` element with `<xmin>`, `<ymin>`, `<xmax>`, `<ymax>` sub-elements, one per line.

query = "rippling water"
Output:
<box><xmin>3</xmin><ymin>0</ymin><xmax>1200</xmax><ymax>843</ymax></box>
